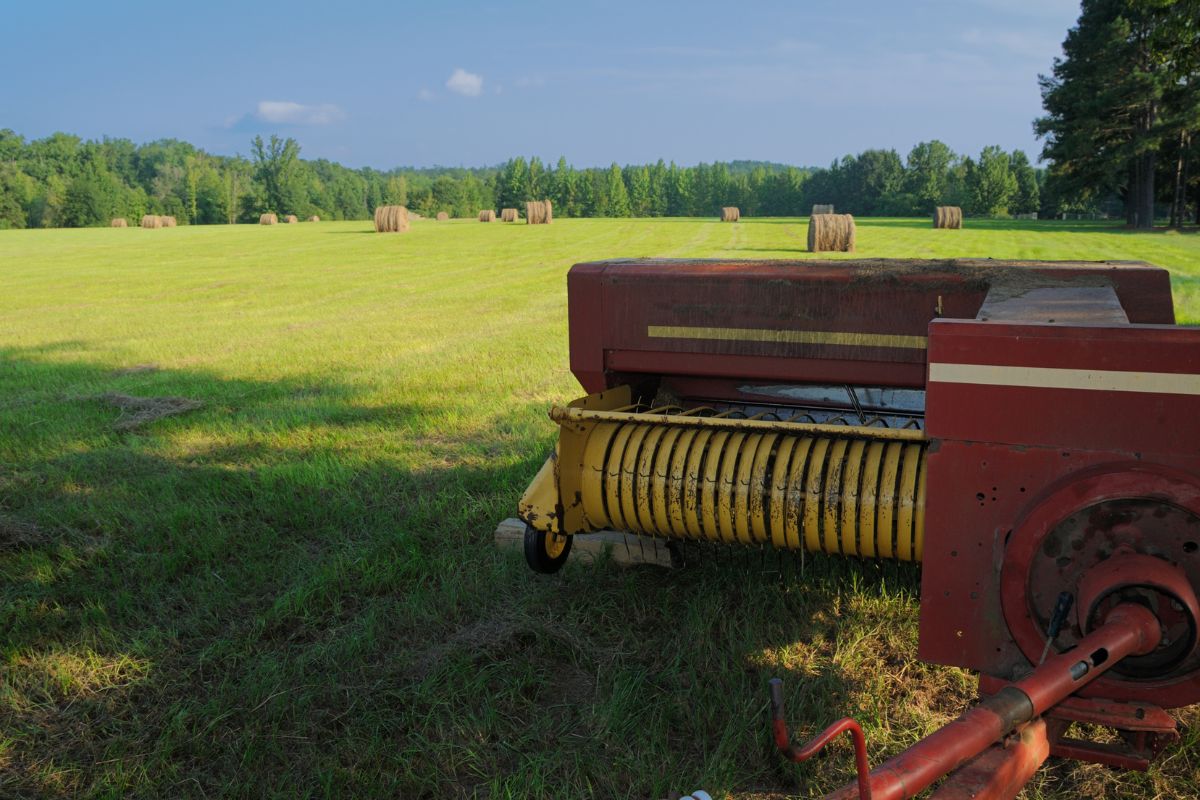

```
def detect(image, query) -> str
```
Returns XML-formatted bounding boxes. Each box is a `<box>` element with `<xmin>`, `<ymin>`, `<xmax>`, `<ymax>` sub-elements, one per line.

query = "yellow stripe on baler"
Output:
<box><xmin>647</xmin><ymin>325</ymin><xmax>928</xmax><ymax>350</ymax></box>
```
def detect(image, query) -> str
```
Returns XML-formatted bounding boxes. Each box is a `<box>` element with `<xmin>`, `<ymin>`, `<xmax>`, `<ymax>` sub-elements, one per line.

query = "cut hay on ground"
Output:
<box><xmin>161</xmin><ymin>216</ymin><xmax>177</xmax><ymax>228</ymax></box>
<box><xmin>260</xmin><ymin>213</ymin><xmax>278</xmax><ymax>226</ymax></box>
<box><xmin>525</xmin><ymin>200</ymin><xmax>552</xmax><ymax>225</ymax></box>
<box><xmin>284</xmin><ymin>215</ymin><xmax>299</xmax><ymax>224</ymax></box>
<box><xmin>111</xmin><ymin>218</ymin><xmax>128</xmax><ymax>228</ymax></box>
<box><xmin>308</xmin><ymin>215</ymin><xmax>320</xmax><ymax>222</ymax></box>
<box><xmin>374</xmin><ymin>205</ymin><xmax>410</xmax><ymax>233</ymax></box>
<box><xmin>720</xmin><ymin>206</ymin><xmax>740</xmax><ymax>222</ymax></box>
<box><xmin>101</xmin><ymin>393</ymin><xmax>203</xmax><ymax>431</ymax></box>
<box><xmin>500</xmin><ymin>208</ymin><xmax>518</xmax><ymax>223</ymax></box>
<box><xmin>140</xmin><ymin>214</ymin><xmax>162</xmax><ymax>229</ymax></box>
<box><xmin>479</xmin><ymin>209</ymin><xmax>496</xmax><ymax>222</ymax></box>
<box><xmin>0</xmin><ymin>513</ymin><xmax>52</xmax><ymax>552</ymax></box>
<box><xmin>812</xmin><ymin>204</ymin><xmax>835</xmax><ymax>216</ymax></box>
<box><xmin>934</xmin><ymin>206</ymin><xmax>963</xmax><ymax>229</ymax></box>
<box><xmin>436</xmin><ymin>211</ymin><xmax>449</xmax><ymax>221</ymax></box>
<box><xmin>807</xmin><ymin>213</ymin><xmax>856</xmax><ymax>252</ymax></box>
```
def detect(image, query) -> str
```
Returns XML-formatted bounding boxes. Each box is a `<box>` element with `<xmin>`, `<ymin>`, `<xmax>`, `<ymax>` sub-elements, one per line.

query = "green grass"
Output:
<box><xmin>1</xmin><ymin>218</ymin><xmax>1199</xmax><ymax>799</ymax></box>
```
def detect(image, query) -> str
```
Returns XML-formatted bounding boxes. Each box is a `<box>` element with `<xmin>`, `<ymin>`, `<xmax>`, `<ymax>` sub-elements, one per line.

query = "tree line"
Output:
<box><xmin>0</xmin><ymin>128</ymin><xmax>1046</xmax><ymax>229</ymax></box>
<box><xmin>1037</xmin><ymin>0</ymin><xmax>1200</xmax><ymax>228</ymax></box>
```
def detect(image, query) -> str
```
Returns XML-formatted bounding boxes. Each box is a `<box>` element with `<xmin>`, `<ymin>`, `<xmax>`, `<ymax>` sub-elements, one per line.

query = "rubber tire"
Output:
<box><xmin>523</xmin><ymin>524</ymin><xmax>572</xmax><ymax>574</ymax></box>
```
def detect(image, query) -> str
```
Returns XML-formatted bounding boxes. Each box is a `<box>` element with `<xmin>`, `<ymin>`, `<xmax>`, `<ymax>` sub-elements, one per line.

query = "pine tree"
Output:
<box><xmin>1009</xmin><ymin>150</ymin><xmax>1041</xmax><ymax>214</ymax></box>
<box><xmin>605</xmin><ymin>163</ymin><xmax>630</xmax><ymax>217</ymax></box>
<box><xmin>628</xmin><ymin>165</ymin><xmax>652</xmax><ymax>216</ymax></box>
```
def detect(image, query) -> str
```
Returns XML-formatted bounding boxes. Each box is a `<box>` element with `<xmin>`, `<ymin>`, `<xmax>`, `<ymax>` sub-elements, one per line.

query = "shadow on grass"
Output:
<box><xmin>0</xmin><ymin>346</ymin><xmax>1048</xmax><ymax>799</ymax></box>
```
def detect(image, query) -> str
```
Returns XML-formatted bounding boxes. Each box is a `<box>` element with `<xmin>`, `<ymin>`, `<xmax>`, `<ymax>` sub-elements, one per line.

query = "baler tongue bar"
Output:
<box><xmin>770</xmin><ymin>602</ymin><xmax>1166</xmax><ymax>800</ymax></box>
<box><xmin>518</xmin><ymin>386</ymin><xmax>928</xmax><ymax>571</ymax></box>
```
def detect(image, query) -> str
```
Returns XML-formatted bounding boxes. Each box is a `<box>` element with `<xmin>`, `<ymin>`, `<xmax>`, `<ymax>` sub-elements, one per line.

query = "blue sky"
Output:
<box><xmin>2</xmin><ymin>0</ymin><xmax>1080</xmax><ymax>169</ymax></box>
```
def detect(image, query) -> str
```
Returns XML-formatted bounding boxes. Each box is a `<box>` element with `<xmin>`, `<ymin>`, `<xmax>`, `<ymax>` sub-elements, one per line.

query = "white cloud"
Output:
<box><xmin>255</xmin><ymin>100</ymin><xmax>344</xmax><ymax>125</ymax></box>
<box><xmin>446</xmin><ymin>68</ymin><xmax>483</xmax><ymax>97</ymax></box>
<box><xmin>417</xmin><ymin>88</ymin><xmax>436</xmax><ymax>101</ymax></box>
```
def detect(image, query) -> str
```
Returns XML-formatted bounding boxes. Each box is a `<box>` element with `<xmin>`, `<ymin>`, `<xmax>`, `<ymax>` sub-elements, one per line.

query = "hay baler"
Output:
<box><xmin>518</xmin><ymin>258</ymin><xmax>1200</xmax><ymax>798</ymax></box>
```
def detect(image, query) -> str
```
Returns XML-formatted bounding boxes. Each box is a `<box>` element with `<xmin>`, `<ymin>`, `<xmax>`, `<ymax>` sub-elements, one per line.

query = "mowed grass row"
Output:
<box><xmin>1</xmin><ymin>218</ymin><xmax>1198</xmax><ymax>799</ymax></box>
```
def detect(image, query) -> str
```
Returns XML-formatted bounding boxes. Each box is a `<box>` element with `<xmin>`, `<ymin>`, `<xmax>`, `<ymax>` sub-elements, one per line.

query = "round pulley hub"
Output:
<box><xmin>1001</xmin><ymin>468</ymin><xmax>1200</xmax><ymax>708</ymax></box>
<box><xmin>1077</xmin><ymin>550</ymin><xmax>1200</xmax><ymax>678</ymax></box>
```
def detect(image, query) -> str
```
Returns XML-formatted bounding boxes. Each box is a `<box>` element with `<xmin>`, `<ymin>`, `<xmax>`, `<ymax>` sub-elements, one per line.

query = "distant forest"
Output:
<box><xmin>0</xmin><ymin>130</ymin><xmax>1048</xmax><ymax>229</ymax></box>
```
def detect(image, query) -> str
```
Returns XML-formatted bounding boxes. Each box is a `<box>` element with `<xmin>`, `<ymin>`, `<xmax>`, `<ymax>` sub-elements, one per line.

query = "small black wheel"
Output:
<box><xmin>523</xmin><ymin>523</ymin><xmax>572</xmax><ymax>574</ymax></box>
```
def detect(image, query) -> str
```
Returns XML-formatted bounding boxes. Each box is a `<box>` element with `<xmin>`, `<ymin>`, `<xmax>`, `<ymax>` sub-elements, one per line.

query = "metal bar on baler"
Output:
<box><xmin>549</xmin><ymin>405</ymin><xmax>927</xmax><ymax>442</ymax></box>
<box><xmin>813</xmin><ymin>602</ymin><xmax>1162</xmax><ymax>800</ymax></box>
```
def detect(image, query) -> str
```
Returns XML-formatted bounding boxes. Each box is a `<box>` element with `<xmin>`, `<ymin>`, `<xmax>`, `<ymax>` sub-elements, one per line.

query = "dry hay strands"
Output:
<box><xmin>933</xmin><ymin>206</ymin><xmax>963</xmax><ymax>229</ymax></box>
<box><xmin>373</xmin><ymin>205</ymin><xmax>410</xmax><ymax>233</ymax></box>
<box><xmin>720</xmin><ymin>206</ymin><xmax>740</xmax><ymax>222</ymax></box>
<box><xmin>307</xmin><ymin>215</ymin><xmax>320</xmax><ymax>222</ymax></box>
<box><xmin>284</xmin><ymin>214</ymin><xmax>299</xmax><ymax>224</ymax></box>
<box><xmin>436</xmin><ymin>211</ymin><xmax>449</xmax><ymax>221</ymax></box>
<box><xmin>500</xmin><ymin>207</ymin><xmax>519</xmax><ymax>223</ymax></box>
<box><xmin>160</xmin><ymin>216</ymin><xmax>177</xmax><ymax>228</ymax></box>
<box><xmin>259</xmin><ymin>213</ymin><xmax>278</xmax><ymax>225</ymax></box>
<box><xmin>807</xmin><ymin>213</ymin><xmax>856</xmax><ymax>253</ymax></box>
<box><xmin>811</xmin><ymin>204</ymin><xmax>835</xmax><ymax>216</ymax></box>
<box><xmin>101</xmin><ymin>392</ymin><xmax>203</xmax><ymax>431</ymax></box>
<box><xmin>110</xmin><ymin>217</ymin><xmax>128</xmax><ymax>228</ymax></box>
<box><xmin>140</xmin><ymin>214</ymin><xmax>163</xmax><ymax>229</ymax></box>
<box><xmin>525</xmin><ymin>200</ymin><xmax>553</xmax><ymax>225</ymax></box>
<box><xmin>478</xmin><ymin>209</ymin><xmax>496</xmax><ymax>222</ymax></box>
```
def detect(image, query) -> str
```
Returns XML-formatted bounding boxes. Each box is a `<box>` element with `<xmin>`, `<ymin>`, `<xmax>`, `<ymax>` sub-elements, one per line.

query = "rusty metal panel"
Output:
<box><xmin>567</xmin><ymin>259</ymin><xmax>1175</xmax><ymax>393</ymax></box>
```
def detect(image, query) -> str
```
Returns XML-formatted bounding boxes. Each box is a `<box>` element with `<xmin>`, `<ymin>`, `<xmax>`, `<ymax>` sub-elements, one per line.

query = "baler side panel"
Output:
<box><xmin>566</xmin><ymin>259</ymin><xmax>1174</xmax><ymax>394</ymax></box>
<box><xmin>920</xmin><ymin>318</ymin><xmax>1200</xmax><ymax>690</ymax></box>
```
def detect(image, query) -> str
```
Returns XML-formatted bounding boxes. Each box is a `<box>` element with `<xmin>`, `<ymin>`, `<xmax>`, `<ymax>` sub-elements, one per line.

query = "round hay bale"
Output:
<box><xmin>160</xmin><ymin>216</ymin><xmax>177</xmax><ymax>228</ymax></box>
<box><xmin>436</xmin><ymin>211</ymin><xmax>449</xmax><ymax>221</ymax></box>
<box><xmin>500</xmin><ymin>208</ymin><xmax>519</xmax><ymax>223</ymax></box>
<box><xmin>308</xmin><ymin>215</ymin><xmax>320</xmax><ymax>222</ymax></box>
<box><xmin>807</xmin><ymin>213</ymin><xmax>856</xmax><ymax>253</ymax></box>
<box><xmin>479</xmin><ymin>209</ymin><xmax>496</xmax><ymax>222</ymax></box>
<box><xmin>933</xmin><ymin>206</ymin><xmax>963</xmax><ymax>229</ymax></box>
<box><xmin>374</xmin><ymin>205</ymin><xmax>410</xmax><ymax>233</ymax></box>
<box><xmin>141</xmin><ymin>214</ymin><xmax>162</xmax><ymax>229</ymax></box>
<box><xmin>811</xmin><ymin>204</ymin><xmax>835</xmax><ymax>216</ymax></box>
<box><xmin>525</xmin><ymin>200</ymin><xmax>553</xmax><ymax>225</ymax></box>
<box><xmin>111</xmin><ymin>218</ymin><xmax>128</xmax><ymax>228</ymax></box>
<box><xmin>720</xmin><ymin>206</ymin><xmax>740</xmax><ymax>222</ymax></box>
<box><xmin>259</xmin><ymin>213</ymin><xmax>278</xmax><ymax>225</ymax></box>
<box><xmin>284</xmin><ymin>214</ymin><xmax>299</xmax><ymax>224</ymax></box>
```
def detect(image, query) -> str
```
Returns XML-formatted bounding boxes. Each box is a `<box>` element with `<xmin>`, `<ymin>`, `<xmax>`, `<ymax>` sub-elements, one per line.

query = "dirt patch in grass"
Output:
<box><xmin>407</xmin><ymin>614</ymin><xmax>524</xmax><ymax>680</ymax></box>
<box><xmin>100</xmin><ymin>393</ymin><xmax>202</xmax><ymax>431</ymax></box>
<box><xmin>108</xmin><ymin>363</ymin><xmax>160</xmax><ymax>377</ymax></box>
<box><xmin>0</xmin><ymin>514</ymin><xmax>51</xmax><ymax>551</ymax></box>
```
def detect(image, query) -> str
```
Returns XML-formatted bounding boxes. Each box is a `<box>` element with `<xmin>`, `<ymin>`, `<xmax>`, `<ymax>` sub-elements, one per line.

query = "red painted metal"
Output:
<box><xmin>567</xmin><ymin>259</ymin><xmax>1174</xmax><ymax>394</ymax></box>
<box><xmin>927</xmin><ymin>719</ymin><xmax>1050</xmax><ymax>800</ymax></box>
<box><xmin>977</xmin><ymin>675</ymin><xmax>1179</xmax><ymax>771</ymax></box>
<box><xmin>919</xmin><ymin>311</ymin><xmax>1200</xmax><ymax>712</ymax></box>
<box><xmin>821</xmin><ymin>603</ymin><xmax>1161</xmax><ymax>800</ymax></box>
<box><xmin>996</xmin><ymin>470</ymin><xmax>1200</xmax><ymax>707</ymax></box>
<box><xmin>558</xmin><ymin>258</ymin><xmax>1200</xmax><ymax>788</ymax></box>
<box><xmin>769</xmin><ymin>679</ymin><xmax>872</xmax><ymax>800</ymax></box>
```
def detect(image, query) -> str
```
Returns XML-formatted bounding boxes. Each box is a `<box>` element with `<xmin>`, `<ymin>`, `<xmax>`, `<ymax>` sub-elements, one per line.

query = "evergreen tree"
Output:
<box><xmin>627</xmin><ymin>165</ymin><xmax>652</xmax><ymax>216</ymax></box>
<box><xmin>605</xmin><ymin>163</ymin><xmax>630</xmax><ymax>217</ymax></box>
<box><xmin>496</xmin><ymin>157</ymin><xmax>529</xmax><ymax>210</ymax></box>
<box><xmin>1009</xmin><ymin>150</ymin><xmax>1041</xmax><ymax>214</ymax></box>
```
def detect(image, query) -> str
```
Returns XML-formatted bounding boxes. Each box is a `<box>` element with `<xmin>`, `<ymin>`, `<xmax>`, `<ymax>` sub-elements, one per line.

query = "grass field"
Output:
<box><xmin>2</xmin><ymin>217</ymin><xmax>1200</xmax><ymax>799</ymax></box>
